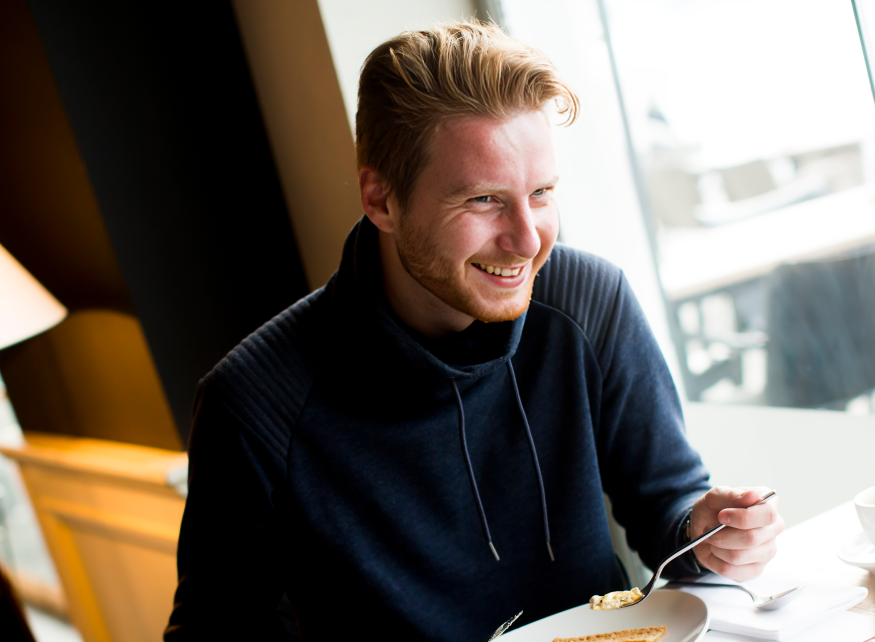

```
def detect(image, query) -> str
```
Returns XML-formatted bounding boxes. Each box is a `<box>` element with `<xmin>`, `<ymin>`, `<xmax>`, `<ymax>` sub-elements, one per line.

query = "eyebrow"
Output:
<box><xmin>445</xmin><ymin>176</ymin><xmax>560</xmax><ymax>199</ymax></box>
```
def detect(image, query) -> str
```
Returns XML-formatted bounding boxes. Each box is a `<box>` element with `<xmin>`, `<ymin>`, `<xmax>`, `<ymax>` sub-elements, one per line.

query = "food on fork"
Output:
<box><xmin>553</xmin><ymin>625</ymin><xmax>666</xmax><ymax>642</ymax></box>
<box><xmin>588</xmin><ymin>588</ymin><xmax>644</xmax><ymax>610</ymax></box>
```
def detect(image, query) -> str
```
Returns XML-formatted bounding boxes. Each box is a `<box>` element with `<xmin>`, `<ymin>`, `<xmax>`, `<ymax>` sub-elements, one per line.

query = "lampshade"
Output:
<box><xmin>0</xmin><ymin>243</ymin><xmax>67</xmax><ymax>350</ymax></box>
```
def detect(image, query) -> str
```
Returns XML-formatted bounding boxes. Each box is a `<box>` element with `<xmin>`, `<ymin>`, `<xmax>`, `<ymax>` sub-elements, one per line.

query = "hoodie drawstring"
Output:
<box><xmin>450</xmin><ymin>378</ymin><xmax>500</xmax><ymax>561</ymax></box>
<box><xmin>450</xmin><ymin>364</ymin><xmax>555</xmax><ymax>563</ymax></box>
<box><xmin>506</xmin><ymin>361</ymin><xmax>555</xmax><ymax>562</ymax></box>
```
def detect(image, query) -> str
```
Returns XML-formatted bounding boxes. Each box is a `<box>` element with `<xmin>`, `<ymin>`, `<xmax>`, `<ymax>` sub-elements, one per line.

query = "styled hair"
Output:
<box><xmin>356</xmin><ymin>21</ymin><xmax>579</xmax><ymax>212</ymax></box>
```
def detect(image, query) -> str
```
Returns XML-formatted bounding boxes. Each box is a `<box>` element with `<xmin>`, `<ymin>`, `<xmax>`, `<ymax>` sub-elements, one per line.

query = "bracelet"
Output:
<box><xmin>683</xmin><ymin>511</ymin><xmax>703</xmax><ymax>574</ymax></box>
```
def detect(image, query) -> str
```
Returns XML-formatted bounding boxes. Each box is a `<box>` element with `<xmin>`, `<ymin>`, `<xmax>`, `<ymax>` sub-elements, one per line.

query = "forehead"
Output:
<box><xmin>422</xmin><ymin>111</ymin><xmax>557</xmax><ymax>195</ymax></box>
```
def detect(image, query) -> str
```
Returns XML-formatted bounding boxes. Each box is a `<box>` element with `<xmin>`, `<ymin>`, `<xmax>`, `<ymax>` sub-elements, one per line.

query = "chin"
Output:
<box><xmin>458</xmin><ymin>285</ymin><xmax>534</xmax><ymax>323</ymax></box>
<box><xmin>471</xmin><ymin>299</ymin><xmax>530</xmax><ymax>323</ymax></box>
<box><xmin>446</xmin><ymin>273</ymin><xmax>538</xmax><ymax>324</ymax></box>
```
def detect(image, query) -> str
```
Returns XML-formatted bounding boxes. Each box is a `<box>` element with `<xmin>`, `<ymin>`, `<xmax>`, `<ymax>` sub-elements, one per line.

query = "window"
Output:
<box><xmin>504</xmin><ymin>0</ymin><xmax>875</xmax><ymax>413</ymax></box>
<box><xmin>0</xmin><ymin>376</ymin><xmax>62</xmax><ymax>614</ymax></box>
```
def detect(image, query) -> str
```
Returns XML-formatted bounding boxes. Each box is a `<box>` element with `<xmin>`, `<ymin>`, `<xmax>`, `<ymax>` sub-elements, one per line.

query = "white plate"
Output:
<box><xmin>837</xmin><ymin>531</ymin><xmax>875</xmax><ymax>573</ymax></box>
<box><xmin>500</xmin><ymin>590</ymin><xmax>709</xmax><ymax>642</ymax></box>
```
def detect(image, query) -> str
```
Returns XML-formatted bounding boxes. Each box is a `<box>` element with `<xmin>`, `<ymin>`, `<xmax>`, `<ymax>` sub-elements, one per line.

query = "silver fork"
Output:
<box><xmin>612</xmin><ymin>490</ymin><xmax>777</xmax><ymax>610</ymax></box>
<box><xmin>666</xmin><ymin>580</ymin><xmax>803</xmax><ymax>610</ymax></box>
<box><xmin>487</xmin><ymin>610</ymin><xmax>523</xmax><ymax>640</ymax></box>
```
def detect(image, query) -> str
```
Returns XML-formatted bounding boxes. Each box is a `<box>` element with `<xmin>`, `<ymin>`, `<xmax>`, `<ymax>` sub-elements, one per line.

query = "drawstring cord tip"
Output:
<box><xmin>547</xmin><ymin>541</ymin><xmax>555</xmax><ymax>562</ymax></box>
<box><xmin>489</xmin><ymin>541</ymin><xmax>500</xmax><ymax>562</ymax></box>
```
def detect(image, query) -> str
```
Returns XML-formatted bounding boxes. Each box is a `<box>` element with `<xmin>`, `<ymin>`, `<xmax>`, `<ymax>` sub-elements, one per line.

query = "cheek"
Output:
<box><xmin>451</xmin><ymin>219</ymin><xmax>495</xmax><ymax>262</ymax></box>
<box><xmin>537</xmin><ymin>210</ymin><xmax>560</xmax><ymax>255</ymax></box>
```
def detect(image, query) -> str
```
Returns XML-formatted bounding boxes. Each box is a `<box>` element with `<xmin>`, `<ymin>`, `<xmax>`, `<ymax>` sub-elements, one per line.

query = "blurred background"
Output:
<box><xmin>606</xmin><ymin>0</ymin><xmax>875</xmax><ymax>410</ymax></box>
<box><xmin>506</xmin><ymin>0</ymin><xmax>875</xmax><ymax>413</ymax></box>
<box><xmin>1</xmin><ymin>1</ymin><xmax>874</xmax><ymax>640</ymax></box>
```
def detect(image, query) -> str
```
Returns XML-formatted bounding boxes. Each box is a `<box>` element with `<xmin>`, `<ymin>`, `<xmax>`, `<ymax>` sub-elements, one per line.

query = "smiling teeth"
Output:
<box><xmin>477</xmin><ymin>264</ymin><xmax>521</xmax><ymax>277</ymax></box>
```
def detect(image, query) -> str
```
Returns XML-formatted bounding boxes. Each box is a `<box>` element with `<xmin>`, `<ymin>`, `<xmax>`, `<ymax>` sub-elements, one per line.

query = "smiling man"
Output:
<box><xmin>166</xmin><ymin>22</ymin><xmax>783</xmax><ymax>642</ymax></box>
<box><xmin>364</xmin><ymin>109</ymin><xmax>558</xmax><ymax>335</ymax></box>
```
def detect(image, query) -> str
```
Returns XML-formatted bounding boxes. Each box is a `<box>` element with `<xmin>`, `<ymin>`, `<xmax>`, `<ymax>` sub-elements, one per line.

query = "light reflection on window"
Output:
<box><xmin>606</xmin><ymin>0</ymin><xmax>875</xmax><ymax>411</ymax></box>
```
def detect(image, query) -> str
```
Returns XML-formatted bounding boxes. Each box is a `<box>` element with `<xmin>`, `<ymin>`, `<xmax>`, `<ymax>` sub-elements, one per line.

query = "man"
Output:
<box><xmin>165</xmin><ymin>22</ymin><xmax>783</xmax><ymax>641</ymax></box>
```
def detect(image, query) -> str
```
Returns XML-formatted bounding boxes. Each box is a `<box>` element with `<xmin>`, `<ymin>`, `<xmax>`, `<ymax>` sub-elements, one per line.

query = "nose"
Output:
<box><xmin>498</xmin><ymin>201</ymin><xmax>542</xmax><ymax>260</ymax></box>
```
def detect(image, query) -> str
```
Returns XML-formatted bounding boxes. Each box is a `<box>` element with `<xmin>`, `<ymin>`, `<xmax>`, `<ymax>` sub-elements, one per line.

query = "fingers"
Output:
<box><xmin>691</xmin><ymin>486</ymin><xmax>784</xmax><ymax>581</ymax></box>
<box><xmin>710</xmin><ymin>514</ymin><xmax>785</xmax><ymax>550</ymax></box>
<box><xmin>701</xmin><ymin>486</ymin><xmax>778</xmax><ymax>531</ymax></box>
<box><xmin>696</xmin><ymin>544</ymin><xmax>775</xmax><ymax>582</ymax></box>
<box><xmin>718</xmin><ymin>495</ymin><xmax>780</xmax><ymax>531</ymax></box>
<box><xmin>710</xmin><ymin>532</ymin><xmax>778</xmax><ymax>565</ymax></box>
<box><xmin>705</xmin><ymin>486</ymin><xmax>771</xmax><ymax>511</ymax></box>
<box><xmin>694</xmin><ymin>535</ymin><xmax>778</xmax><ymax>582</ymax></box>
<box><xmin>694</xmin><ymin>521</ymin><xmax>781</xmax><ymax>569</ymax></box>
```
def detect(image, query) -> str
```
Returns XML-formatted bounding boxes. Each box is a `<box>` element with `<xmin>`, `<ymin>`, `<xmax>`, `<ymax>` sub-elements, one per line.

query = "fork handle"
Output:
<box><xmin>661</xmin><ymin>523</ymin><xmax>725</xmax><ymax>572</ymax></box>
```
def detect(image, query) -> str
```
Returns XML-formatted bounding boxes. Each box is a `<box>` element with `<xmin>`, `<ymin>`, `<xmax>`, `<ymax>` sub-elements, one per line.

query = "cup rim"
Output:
<box><xmin>854</xmin><ymin>485</ymin><xmax>875</xmax><ymax>508</ymax></box>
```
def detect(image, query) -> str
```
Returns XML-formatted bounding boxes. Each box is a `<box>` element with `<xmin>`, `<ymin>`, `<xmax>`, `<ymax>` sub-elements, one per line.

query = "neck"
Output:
<box><xmin>377</xmin><ymin>229</ymin><xmax>474</xmax><ymax>339</ymax></box>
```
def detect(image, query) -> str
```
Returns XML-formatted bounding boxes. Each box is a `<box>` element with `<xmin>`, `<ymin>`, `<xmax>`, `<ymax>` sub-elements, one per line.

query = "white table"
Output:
<box><xmin>659</xmin><ymin>185</ymin><xmax>875</xmax><ymax>301</ymax></box>
<box><xmin>769</xmin><ymin>501</ymin><xmax>874</xmax><ymax>618</ymax></box>
<box><xmin>698</xmin><ymin>501</ymin><xmax>875</xmax><ymax>641</ymax></box>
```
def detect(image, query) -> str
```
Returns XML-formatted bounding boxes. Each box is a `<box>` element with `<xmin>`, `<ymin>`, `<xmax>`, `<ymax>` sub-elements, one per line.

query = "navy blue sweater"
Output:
<box><xmin>165</xmin><ymin>218</ymin><xmax>710</xmax><ymax>641</ymax></box>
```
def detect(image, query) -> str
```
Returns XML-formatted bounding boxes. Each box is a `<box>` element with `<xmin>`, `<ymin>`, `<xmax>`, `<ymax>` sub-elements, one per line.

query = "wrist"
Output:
<box><xmin>681</xmin><ymin>510</ymin><xmax>703</xmax><ymax>574</ymax></box>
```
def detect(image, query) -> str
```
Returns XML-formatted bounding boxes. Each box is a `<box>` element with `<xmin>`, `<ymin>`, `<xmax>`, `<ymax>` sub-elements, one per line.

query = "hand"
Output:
<box><xmin>689</xmin><ymin>486</ymin><xmax>785</xmax><ymax>582</ymax></box>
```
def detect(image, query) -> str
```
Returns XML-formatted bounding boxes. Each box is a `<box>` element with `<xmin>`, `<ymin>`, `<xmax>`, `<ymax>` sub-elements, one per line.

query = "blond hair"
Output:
<box><xmin>356</xmin><ymin>21</ymin><xmax>579</xmax><ymax>212</ymax></box>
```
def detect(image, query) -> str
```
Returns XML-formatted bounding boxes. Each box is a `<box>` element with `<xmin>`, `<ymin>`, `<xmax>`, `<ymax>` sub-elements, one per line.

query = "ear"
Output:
<box><xmin>359</xmin><ymin>166</ymin><xmax>397</xmax><ymax>234</ymax></box>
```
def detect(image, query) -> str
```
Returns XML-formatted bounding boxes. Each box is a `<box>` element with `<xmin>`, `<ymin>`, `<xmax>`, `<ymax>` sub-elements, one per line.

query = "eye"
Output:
<box><xmin>471</xmin><ymin>195</ymin><xmax>492</xmax><ymax>203</ymax></box>
<box><xmin>532</xmin><ymin>187</ymin><xmax>551</xmax><ymax>197</ymax></box>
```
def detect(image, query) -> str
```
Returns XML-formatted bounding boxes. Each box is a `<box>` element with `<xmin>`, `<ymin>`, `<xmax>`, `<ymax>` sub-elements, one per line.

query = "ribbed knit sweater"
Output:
<box><xmin>164</xmin><ymin>217</ymin><xmax>710</xmax><ymax>641</ymax></box>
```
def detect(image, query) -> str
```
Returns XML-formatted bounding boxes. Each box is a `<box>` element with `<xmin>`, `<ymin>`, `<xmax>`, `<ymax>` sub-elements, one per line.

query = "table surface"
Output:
<box><xmin>658</xmin><ymin>185</ymin><xmax>875</xmax><ymax>301</ymax></box>
<box><xmin>769</xmin><ymin>501</ymin><xmax>874</xmax><ymax>617</ymax></box>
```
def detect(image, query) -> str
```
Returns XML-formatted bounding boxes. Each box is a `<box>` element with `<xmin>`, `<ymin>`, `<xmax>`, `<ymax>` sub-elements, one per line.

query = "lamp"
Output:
<box><xmin>0</xmin><ymin>243</ymin><xmax>67</xmax><ymax>350</ymax></box>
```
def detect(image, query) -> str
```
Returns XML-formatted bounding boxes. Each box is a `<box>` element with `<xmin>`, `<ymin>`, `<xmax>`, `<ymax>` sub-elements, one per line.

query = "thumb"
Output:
<box><xmin>705</xmin><ymin>486</ymin><xmax>760</xmax><ymax>512</ymax></box>
<box><xmin>714</xmin><ymin>487</ymin><xmax>773</xmax><ymax>525</ymax></box>
<box><xmin>724</xmin><ymin>487</ymin><xmax>763</xmax><ymax>508</ymax></box>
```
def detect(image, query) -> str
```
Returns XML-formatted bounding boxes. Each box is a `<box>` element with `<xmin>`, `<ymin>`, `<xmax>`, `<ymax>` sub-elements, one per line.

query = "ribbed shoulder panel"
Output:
<box><xmin>532</xmin><ymin>244</ymin><xmax>624</xmax><ymax>356</ymax></box>
<box><xmin>203</xmin><ymin>285</ymin><xmax>329</xmax><ymax>459</ymax></box>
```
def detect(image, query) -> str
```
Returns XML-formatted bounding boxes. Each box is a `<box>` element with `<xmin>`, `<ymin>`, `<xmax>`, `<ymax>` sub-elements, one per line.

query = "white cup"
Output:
<box><xmin>854</xmin><ymin>485</ymin><xmax>875</xmax><ymax>546</ymax></box>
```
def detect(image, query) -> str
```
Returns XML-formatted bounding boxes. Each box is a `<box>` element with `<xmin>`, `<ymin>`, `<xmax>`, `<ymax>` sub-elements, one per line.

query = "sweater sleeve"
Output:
<box><xmin>163</xmin><ymin>380</ymin><xmax>294</xmax><ymax>641</ymax></box>
<box><xmin>594</xmin><ymin>271</ymin><xmax>710</xmax><ymax>577</ymax></box>
<box><xmin>533</xmin><ymin>245</ymin><xmax>709</xmax><ymax>577</ymax></box>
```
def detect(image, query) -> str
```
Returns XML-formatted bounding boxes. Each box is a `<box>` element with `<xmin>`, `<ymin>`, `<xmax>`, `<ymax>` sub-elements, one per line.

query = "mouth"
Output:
<box><xmin>472</xmin><ymin>263</ymin><xmax>525</xmax><ymax>277</ymax></box>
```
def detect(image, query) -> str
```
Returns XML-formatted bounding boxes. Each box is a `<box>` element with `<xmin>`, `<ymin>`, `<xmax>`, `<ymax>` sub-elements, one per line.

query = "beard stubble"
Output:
<box><xmin>394</xmin><ymin>217</ymin><xmax>535</xmax><ymax>324</ymax></box>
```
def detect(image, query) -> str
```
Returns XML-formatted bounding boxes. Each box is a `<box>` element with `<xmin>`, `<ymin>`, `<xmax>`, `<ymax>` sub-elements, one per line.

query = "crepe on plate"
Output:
<box><xmin>553</xmin><ymin>625</ymin><xmax>667</xmax><ymax>642</ymax></box>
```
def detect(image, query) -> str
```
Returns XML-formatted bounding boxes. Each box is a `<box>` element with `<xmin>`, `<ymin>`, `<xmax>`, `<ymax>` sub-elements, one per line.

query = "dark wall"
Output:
<box><xmin>26</xmin><ymin>1</ymin><xmax>309</xmax><ymax>445</ymax></box>
<box><xmin>0</xmin><ymin>0</ymin><xmax>184</xmax><ymax>450</ymax></box>
<box><xmin>0</xmin><ymin>0</ymin><xmax>131</xmax><ymax>315</ymax></box>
